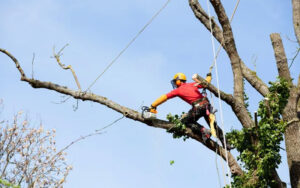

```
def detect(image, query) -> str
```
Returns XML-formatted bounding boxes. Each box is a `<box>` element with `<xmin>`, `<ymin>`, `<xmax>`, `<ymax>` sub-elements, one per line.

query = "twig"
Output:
<box><xmin>288</xmin><ymin>47</ymin><xmax>300</xmax><ymax>69</ymax></box>
<box><xmin>285</xmin><ymin>35</ymin><xmax>298</xmax><ymax>43</ymax></box>
<box><xmin>31</xmin><ymin>53</ymin><xmax>35</xmax><ymax>79</ymax></box>
<box><xmin>52</xmin><ymin>115</ymin><xmax>124</xmax><ymax>160</ymax></box>
<box><xmin>251</xmin><ymin>55</ymin><xmax>257</xmax><ymax>73</ymax></box>
<box><xmin>52</xmin><ymin>44</ymin><xmax>82</xmax><ymax>91</ymax></box>
<box><xmin>72</xmin><ymin>100</ymin><xmax>79</xmax><ymax>111</ymax></box>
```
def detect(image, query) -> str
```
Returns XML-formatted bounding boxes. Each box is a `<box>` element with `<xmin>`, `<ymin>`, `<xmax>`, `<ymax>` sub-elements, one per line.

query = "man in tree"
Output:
<box><xmin>149</xmin><ymin>72</ymin><xmax>228</xmax><ymax>148</ymax></box>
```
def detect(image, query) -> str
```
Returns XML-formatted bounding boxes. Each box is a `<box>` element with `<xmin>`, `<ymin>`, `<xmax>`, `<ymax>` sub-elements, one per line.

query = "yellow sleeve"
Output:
<box><xmin>205</xmin><ymin>75</ymin><xmax>212</xmax><ymax>83</ymax></box>
<box><xmin>151</xmin><ymin>94</ymin><xmax>168</xmax><ymax>108</ymax></box>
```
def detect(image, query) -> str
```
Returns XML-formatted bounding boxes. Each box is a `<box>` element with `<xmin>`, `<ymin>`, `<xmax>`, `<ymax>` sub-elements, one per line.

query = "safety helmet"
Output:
<box><xmin>171</xmin><ymin>73</ymin><xmax>187</xmax><ymax>89</ymax></box>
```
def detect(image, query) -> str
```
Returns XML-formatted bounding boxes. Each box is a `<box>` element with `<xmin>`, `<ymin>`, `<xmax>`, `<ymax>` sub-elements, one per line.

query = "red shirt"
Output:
<box><xmin>166</xmin><ymin>82</ymin><xmax>204</xmax><ymax>105</ymax></box>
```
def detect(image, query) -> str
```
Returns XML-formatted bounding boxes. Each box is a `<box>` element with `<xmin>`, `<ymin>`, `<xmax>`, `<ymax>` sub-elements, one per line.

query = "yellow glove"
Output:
<box><xmin>150</xmin><ymin>106</ymin><xmax>157</xmax><ymax>114</ymax></box>
<box><xmin>151</xmin><ymin>94</ymin><xmax>168</xmax><ymax>109</ymax></box>
<box><xmin>205</xmin><ymin>73</ymin><xmax>212</xmax><ymax>83</ymax></box>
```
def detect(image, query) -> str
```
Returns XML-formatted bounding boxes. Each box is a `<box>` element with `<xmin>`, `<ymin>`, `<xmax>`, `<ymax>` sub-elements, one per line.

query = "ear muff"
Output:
<box><xmin>176</xmin><ymin>80</ymin><xmax>181</xmax><ymax>86</ymax></box>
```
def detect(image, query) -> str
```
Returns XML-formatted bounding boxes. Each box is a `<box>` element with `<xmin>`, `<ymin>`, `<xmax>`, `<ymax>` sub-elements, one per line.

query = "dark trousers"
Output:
<box><xmin>181</xmin><ymin>100</ymin><xmax>226</xmax><ymax>146</ymax></box>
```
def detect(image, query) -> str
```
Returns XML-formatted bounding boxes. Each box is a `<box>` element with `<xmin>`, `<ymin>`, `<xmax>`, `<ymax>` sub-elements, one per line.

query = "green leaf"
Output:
<box><xmin>170</xmin><ymin>160</ymin><xmax>175</xmax><ymax>165</ymax></box>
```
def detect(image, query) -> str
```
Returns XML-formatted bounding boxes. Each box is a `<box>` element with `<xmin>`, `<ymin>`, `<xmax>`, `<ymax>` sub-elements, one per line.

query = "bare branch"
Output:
<box><xmin>189</xmin><ymin>0</ymin><xmax>269</xmax><ymax>98</ymax></box>
<box><xmin>0</xmin><ymin>48</ymin><xmax>26</xmax><ymax>79</ymax></box>
<box><xmin>292</xmin><ymin>0</ymin><xmax>300</xmax><ymax>44</ymax></box>
<box><xmin>188</xmin><ymin>0</ymin><xmax>224</xmax><ymax>44</ymax></box>
<box><xmin>52</xmin><ymin>45</ymin><xmax>82</xmax><ymax>91</ymax></box>
<box><xmin>0</xmin><ymin>49</ymin><xmax>243</xmax><ymax>176</ymax></box>
<box><xmin>270</xmin><ymin>33</ymin><xmax>292</xmax><ymax>84</ymax></box>
<box><xmin>289</xmin><ymin>47</ymin><xmax>300</xmax><ymax>69</ymax></box>
<box><xmin>31</xmin><ymin>53</ymin><xmax>35</xmax><ymax>79</ymax></box>
<box><xmin>53</xmin><ymin>116</ymin><xmax>124</xmax><ymax>161</ymax></box>
<box><xmin>241</xmin><ymin>61</ymin><xmax>269</xmax><ymax>97</ymax></box>
<box><xmin>209</xmin><ymin>0</ymin><xmax>244</xmax><ymax>104</ymax></box>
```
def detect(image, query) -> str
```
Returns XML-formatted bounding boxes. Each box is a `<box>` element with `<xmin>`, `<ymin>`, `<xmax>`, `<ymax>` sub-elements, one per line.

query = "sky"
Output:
<box><xmin>0</xmin><ymin>0</ymin><xmax>299</xmax><ymax>187</ymax></box>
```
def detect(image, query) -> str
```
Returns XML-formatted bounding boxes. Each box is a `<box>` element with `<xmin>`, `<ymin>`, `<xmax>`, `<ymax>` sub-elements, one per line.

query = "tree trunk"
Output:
<box><xmin>283</xmin><ymin>89</ymin><xmax>300</xmax><ymax>188</ymax></box>
<box><xmin>270</xmin><ymin>33</ymin><xmax>300</xmax><ymax>188</ymax></box>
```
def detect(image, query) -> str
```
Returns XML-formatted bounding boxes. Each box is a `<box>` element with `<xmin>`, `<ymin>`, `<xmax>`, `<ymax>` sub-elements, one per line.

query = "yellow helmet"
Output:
<box><xmin>171</xmin><ymin>73</ymin><xmax>187</xmax><ymax>88</ymax></box>
<box><xmin>173</xmin><ymin>73</ymin><xmax>187</xmax><ymax>81</ymax></box>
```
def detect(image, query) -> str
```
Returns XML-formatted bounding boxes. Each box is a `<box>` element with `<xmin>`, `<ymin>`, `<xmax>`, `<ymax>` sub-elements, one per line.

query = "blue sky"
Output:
<box><xmin>0</xmin><ymin>0</ymin><xmax>299</xmax><ymax>187</ymax></box>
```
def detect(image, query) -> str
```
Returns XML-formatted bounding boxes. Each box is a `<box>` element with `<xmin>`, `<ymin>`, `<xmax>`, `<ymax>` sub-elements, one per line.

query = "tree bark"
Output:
<box><xmin>292</xmin><ymin>0</ymin><xmax>300</xmax><ymax>44</ymax></box>
<box><xmin>283</xmin><ymin>87</ymin><xmax>300</xmax><ymax>188</ymax></box>
<box><xmin>209</xmin><ymin>0</ymin><xmax>244</xmax><ymax>105</ymax></box>
<box><xmin>270</xmin><ymin>33</ymin><xmax>300</xmax><ymax>188</ymax></box>
<box><xmin>240</xmin><ymin>61</ymin><xmax>269</xmax><ymax>97</ymax></box>
<box><xmin>188</xmin><ymin>0</ymin><xmax>224</xmax><ymax>45</ymax></box>
<box><xmin>270</xmin><ymin>33</ymin><xmax>292</xmax><ymax>84</ymax></box>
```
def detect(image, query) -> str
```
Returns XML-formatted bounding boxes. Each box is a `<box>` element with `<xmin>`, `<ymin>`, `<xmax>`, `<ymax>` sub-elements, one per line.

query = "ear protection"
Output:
<box><xmin>176</xmin><ymin>80</ymin><xmax>181</xmax><ymax>86</ymax></box>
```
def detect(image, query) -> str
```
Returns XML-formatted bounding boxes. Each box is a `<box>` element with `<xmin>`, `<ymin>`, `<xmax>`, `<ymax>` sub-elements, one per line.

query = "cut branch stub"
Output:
<box><xmin>270</xmin><ymin>33</ymin><xmax>292</xmax><ymax>84</ymax></box>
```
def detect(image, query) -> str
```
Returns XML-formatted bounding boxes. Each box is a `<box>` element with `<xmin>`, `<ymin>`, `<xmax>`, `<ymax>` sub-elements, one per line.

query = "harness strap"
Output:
<box><xmin>192</xmin><ymin>97</ymin><xmax>209</xmax><ymax>106</ymax></box>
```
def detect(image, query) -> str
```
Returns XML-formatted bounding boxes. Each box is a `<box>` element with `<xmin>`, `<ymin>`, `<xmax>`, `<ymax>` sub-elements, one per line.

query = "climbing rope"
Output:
<box><xmin>206</xmin><ymin>0</ymin><xmax>241</xmax><ymax>187</ymax></box>
<box><xmin>85</xmin><ymin>0</ymin><xmax>171</xmax><ymax>92</ymax></box>
<box><xmin>208</xmin><ymin>0</ymin><xmax>241</xmax><ymax>74</ymax></box>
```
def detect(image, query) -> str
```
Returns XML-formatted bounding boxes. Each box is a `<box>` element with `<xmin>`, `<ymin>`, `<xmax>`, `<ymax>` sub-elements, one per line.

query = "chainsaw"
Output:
<box><xmin>141</xmin><ymin>106</ymin><xmax>157</xmax><ymax>119</ymax></box>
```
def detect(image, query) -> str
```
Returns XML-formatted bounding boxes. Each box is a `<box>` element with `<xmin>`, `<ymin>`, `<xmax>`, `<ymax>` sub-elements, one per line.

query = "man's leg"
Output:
<box><xmin>204</xmin><ymin>114</ymin><xmax>233</xmax><ymax>150</ymax></box>
<box><xmin>181</xmin><ymin>107</ymin><xmax>211</xmax><ymax>142</ymax></box>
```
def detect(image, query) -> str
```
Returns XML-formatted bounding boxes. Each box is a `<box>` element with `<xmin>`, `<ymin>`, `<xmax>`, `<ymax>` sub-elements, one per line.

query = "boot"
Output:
<box><xmin>200</xmin><ymin>126</ymin><xmax>211</xmax><ymax>143</ymax></box>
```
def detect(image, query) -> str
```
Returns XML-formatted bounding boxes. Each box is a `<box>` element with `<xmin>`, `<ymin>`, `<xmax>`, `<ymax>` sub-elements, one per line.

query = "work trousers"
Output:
<box><xmin>181</xmin><ymin>99</ymin><xmax>225</xmax><ymax>145</ymax></box>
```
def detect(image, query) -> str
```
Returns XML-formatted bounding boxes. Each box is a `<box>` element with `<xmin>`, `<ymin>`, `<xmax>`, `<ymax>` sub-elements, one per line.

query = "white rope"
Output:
<box><xmin>86</xmin><ymin>0</ymin><xmax>171</xmax><ymax>91</ymax></box>
<box><xmin>206</xmin><ymin>1</ymin><xmax>242</xmax><ymax>187</ymax></box>
<box><xmin>209</xmin><ymin>92</ymin><xmax>225</xmax><ymax>188</ymax></box>
<box><xmin>208</xmin><ymin>0</ymin><xmax>241</xmax><ymax>73</ymax></box>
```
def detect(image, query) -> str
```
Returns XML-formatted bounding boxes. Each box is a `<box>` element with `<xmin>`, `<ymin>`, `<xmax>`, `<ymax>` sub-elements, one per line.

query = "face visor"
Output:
<box><xmin>171</xmin><ymin>79</ymin><xmax>177</xmax><ymax>89</ymax></box>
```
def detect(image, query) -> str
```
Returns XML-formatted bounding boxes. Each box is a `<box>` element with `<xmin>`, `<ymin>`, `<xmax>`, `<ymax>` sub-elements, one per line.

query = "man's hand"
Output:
<box><xmin>150</xmin><ymin>105</ymin><xmax>157</xmax><ymax>114</ymax></box>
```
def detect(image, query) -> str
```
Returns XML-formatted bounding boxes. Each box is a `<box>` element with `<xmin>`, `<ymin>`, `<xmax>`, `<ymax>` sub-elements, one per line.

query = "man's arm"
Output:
<box><xmin>151</xmin><ymin>94</ymin><xmax>168</xmax><ymax>109</ymax></box>
<box><xmin>150</xmin><ymin>89</ymin><xmax>179</xmax><ymax>113</ymax></box>
<box><xmin>194</xmin><ymin>73</ymin><xmax>212</xmax><ymax>88</ymax></box>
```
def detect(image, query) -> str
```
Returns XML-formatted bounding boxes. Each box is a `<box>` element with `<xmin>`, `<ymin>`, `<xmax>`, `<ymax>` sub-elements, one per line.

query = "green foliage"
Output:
<box><xmin>226</xmin><ymin>77</ymin><xmax>290</xmax><ymax>187</ymax></box>
<box><xmin>170</xmin><ymin>160</ymin><xmax>175</xmax><ymax>165</ymax></box>
<box><xmin>0</xmin><ymin>178</ymin><xmax>20</xmax><ymax>188</ymax></box>
<box><xmin>166</xmin><ymin>113</ymin><xmax>189</xmax><ymax>141</ymax></box>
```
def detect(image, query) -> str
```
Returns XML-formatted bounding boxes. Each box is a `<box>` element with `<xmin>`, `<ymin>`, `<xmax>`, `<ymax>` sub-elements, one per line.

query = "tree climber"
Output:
<box><xmin>149</xmin><ymin>73</ymin><xmax>228</xmax><ymax>148</ymax></box>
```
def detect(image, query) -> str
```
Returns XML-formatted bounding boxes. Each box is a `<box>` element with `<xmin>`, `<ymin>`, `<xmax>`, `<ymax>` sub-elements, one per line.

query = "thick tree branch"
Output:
<box><xmin>209</xmin><ymin>0</ymin><xmax>244</xmax><ymax>104</ymax></box>
<box><xmin>270</xmin><ymin>33</ymin><xmax>292</xmax><ymax>84</ymax></box>
<box><xmin>0</xmin><ymin>49</ymin><xmax>26</xmax><ymax>78</ymax></box>
<box><xmin>292</xmin><ymin>0</ymin><xmax>300</xmax><ymax>44</ymax></box>
<box><xmin>193</xmin><ymin>74</ymin><xmax>253</xmax><ymax>128</ymax></box>
<box><xmin>189</xmin><ymin>0</ymin><xmax>269</xmax><ymax>98</ymax></box>
<box><xmin>0</xmin><ymin>48</ymin><xmax>243</xmax><ymax>176</ymax></box>
<box><xmin>240</xmin><ymin>61</ymin><xmax>270</xmax><ymax>97</ymax></box>
<box><xmin>188</xmin><ymin>0</ymin><xmax>224</xmax><ymax>45</ymax></box>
